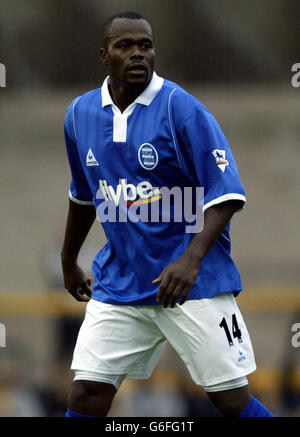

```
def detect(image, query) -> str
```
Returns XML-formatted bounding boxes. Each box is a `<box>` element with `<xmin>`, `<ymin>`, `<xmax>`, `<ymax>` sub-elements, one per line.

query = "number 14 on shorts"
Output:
<box><xmin>219</xmin><ymin>314</ymin><xmax>242</xmax><ymax>346</ymax></box>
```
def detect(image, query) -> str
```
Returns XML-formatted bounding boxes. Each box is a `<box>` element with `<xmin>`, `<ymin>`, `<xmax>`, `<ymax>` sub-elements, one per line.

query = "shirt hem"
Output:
<box><xmin>68</xmin><ymin>191</ymin><xmax>94</xmax><ymax>205</ymax></box>
<box><xmin>203</xmin><ymin>193</ymin><xmax>246</xmax><ymax>212</ymax></box>
<box><xmin>90</xmin><ymin>288</ymin><xmax>243</xmax><ymax>306</ymax></box>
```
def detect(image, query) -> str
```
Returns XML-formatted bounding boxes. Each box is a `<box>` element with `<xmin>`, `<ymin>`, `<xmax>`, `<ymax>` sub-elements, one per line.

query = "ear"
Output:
<box><xmin>99</xmin><ymin>48</ymin><xmax>108</xmax><ymax>66</ymax></box>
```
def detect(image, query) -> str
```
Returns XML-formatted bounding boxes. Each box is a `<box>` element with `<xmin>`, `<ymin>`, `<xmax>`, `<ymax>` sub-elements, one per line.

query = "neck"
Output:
<box><xmin>108</xmin><ymin>77</ymin><xmax>149</xmax><ymax>113</ymax></box>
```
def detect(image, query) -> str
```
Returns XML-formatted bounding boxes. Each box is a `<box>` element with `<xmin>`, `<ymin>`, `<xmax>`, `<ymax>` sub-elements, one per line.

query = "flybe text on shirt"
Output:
<box><xmin>98</xmin><ymin>178</ymin><xmax>161</xmax><ymax>207</ymax></box>
<box><xmin>96</xmin><ymin>178</ymin><xmax>204</xmax><ymax>233</ymax></box>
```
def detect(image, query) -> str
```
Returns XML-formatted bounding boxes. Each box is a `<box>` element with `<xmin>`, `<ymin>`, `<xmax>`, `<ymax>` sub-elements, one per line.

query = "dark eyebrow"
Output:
<box><xmin>112</xmin><ymin>36</ymin><xmax>153</xmax><ymax>45</ymax></box>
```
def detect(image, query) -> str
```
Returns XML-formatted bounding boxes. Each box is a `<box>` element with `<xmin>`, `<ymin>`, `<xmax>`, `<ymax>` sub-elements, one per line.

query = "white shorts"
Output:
<box><xmin>71</xmin><ymin>292</ymin><xmax>256</xmax><ymax>388</ymax></box>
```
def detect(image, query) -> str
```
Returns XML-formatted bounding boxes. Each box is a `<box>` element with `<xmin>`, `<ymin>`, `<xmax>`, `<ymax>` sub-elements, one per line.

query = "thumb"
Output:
<box><xmin>152</xmin><ymin>267</ymin><xmax>167</xmax><ymax>284</ymax></box>
<box><xmin>78</xmin><ymin>278</ymin><xmax>92</xmax><ymax>297</ymax></box>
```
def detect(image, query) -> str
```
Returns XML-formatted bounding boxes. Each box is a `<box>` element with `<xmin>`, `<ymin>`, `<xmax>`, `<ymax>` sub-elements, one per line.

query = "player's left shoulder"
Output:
<box><xmin>162</xmin><ymin>78</ymin><xmax>214</xmax><ymax>133</ymax></box>
<box><xmin>163</xmin><ymin>78</ymin><xmax>210</xmax><ymax>118</ymax></box>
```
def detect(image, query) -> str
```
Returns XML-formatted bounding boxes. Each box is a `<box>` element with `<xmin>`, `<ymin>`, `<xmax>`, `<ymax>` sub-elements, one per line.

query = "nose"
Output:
<box><xmin>130</xmin><ymin>44</ymin><xmax>144</xmax><ymax>59</ymax></box>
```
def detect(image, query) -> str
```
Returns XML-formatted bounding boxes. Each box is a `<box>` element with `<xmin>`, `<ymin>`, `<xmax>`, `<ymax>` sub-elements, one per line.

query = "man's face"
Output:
<box><xmin>101</xmin><ymin>18</ymin><xmax>155</xmax><ymax>89</ymax></box>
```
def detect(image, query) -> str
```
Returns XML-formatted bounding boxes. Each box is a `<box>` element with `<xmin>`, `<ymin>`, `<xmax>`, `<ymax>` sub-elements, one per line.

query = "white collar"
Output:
<box><xmin>101</xmin><ymin>72</ymin><xmax>164</xmax><ymax>108</ymax></box>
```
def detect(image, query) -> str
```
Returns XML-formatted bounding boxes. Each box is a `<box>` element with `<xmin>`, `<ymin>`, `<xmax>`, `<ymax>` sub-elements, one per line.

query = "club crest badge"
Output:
<box><xmin>138</xmin><ymin>143</ymin><xmax>158</xmax><ymax>170</ymax></box>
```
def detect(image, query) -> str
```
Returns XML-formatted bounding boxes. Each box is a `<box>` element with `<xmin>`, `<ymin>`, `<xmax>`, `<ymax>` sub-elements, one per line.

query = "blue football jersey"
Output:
<box><xmin>64</xmin><ymin>72</ymin><xmax>246</xmax><ymax>305</ymax></box>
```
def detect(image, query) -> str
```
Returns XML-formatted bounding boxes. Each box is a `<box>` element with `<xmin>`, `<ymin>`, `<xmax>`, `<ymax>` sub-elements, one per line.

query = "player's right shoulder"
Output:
<box><xmin>64</xmin><ymin>88</ymin><xmax>101</xmax><ymax>141</ymax></box>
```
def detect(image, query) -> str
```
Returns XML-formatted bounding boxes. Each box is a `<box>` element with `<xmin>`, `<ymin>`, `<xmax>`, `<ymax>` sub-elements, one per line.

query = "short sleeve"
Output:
<box><xmin>177</xmin><ymin>107</ymin><xmax>246</xmax><ymax>212</ymax></box>
<box><xmin>64</xmin><ymin>101</ymin><xmax>94</xmax><ymax>205</ymax></box>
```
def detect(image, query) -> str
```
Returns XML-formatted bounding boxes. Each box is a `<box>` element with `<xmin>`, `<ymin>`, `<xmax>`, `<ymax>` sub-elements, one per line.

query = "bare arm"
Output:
<box><xmin>153</xmin><ymin>200</ymin><xmax>243</xmax><ymax>308</ymax></box>
<box><xmin>61</xmin><ymin>199</ymin><xmax>96</xmax><ymax>301</ymax></box>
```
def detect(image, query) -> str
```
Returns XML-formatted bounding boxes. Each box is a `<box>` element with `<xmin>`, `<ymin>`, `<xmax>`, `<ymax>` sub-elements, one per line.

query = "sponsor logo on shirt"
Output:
<box><xmin>99</xmin><ymin>178</ymin><xmax>161</xmax><ymax>207</ymax></box>
<box><xmin>96</xmin><ymin>179</ymin><xmax>204</xmax><ymax>233</ymax></box>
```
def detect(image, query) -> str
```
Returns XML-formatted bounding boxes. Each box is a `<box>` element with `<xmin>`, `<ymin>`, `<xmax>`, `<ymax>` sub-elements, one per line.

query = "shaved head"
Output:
<box><xmin>102</xmin><ymin>11</ymin><xmax>153</xmax><ymax>49</ymax></box>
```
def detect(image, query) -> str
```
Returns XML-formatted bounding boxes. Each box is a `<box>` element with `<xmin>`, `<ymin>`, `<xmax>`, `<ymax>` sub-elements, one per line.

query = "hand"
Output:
<box><xmin>62</xmin><ymin>262</ymin><xmax>92</xmax><ymax>302</ymax></box>
<box><xmin>152</xmin><ymin>255</ymin><xmax>200</xmax><ymax>308</ymax></box>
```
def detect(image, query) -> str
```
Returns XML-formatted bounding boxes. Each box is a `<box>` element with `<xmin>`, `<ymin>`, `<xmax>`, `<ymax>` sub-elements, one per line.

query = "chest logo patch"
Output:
<box><xmin>86</xmin><ymin>148</ymin><xmax>99</xmax><ymax>166</ymax></box>
<box><xmin>138</xmin><ymin>143</ymin><xmax>158</xmax><ymax>171</ymax></box>
<box><xmin>212</xmin><ymin>149</ymin><xmax>229</xmax><ymax>173</ymax></box>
